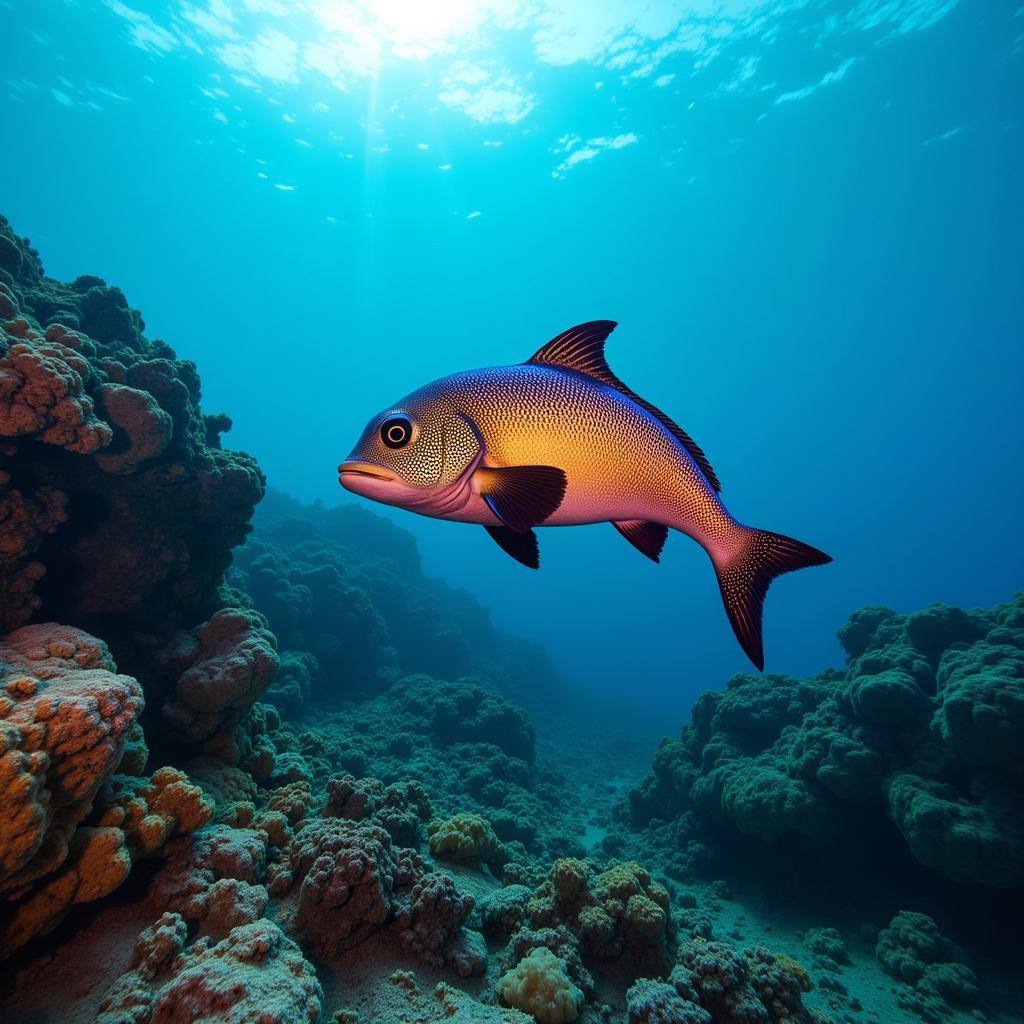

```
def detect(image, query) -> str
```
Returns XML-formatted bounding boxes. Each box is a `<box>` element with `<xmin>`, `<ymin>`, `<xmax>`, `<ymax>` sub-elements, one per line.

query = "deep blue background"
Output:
<box><xmin>1</xmin><ymin>0</ymin><xmax>1020</xmax><ymax>721</ymax></box>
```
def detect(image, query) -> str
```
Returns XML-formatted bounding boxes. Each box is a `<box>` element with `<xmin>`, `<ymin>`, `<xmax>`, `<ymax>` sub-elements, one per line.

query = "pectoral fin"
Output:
<box><xmin>613</xmin><ymin>520</ymin><xmax>668</xmax><ymax>563</ymax></box>
<box><xmin>485</xmin><ymin>525</ymin><xmax>540</xmax><ymax>569</ymax></box>
<box><xmin>473</xmin><ymin>465</ymin><xmax>567</xmax><ymax>532</ymax></box>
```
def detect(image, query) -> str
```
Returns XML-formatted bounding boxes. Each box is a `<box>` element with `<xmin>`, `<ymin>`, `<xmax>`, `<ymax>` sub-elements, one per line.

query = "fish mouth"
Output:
<box><xmin>338</xmin><ymin>461</ymin><xmax>397</xmax><ymax>485</ymax></box>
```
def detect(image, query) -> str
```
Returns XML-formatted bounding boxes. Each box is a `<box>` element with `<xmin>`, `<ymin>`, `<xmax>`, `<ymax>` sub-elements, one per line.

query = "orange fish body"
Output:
<box><xmin>340</xmin><ymin>321</ymin><xmax>830</xmax><ymax>669</ymax></box>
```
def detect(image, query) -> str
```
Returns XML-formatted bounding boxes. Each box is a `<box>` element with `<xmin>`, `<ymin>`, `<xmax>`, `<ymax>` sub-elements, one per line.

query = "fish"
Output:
<box><xmin>339</xmin><ymin>320</ymin><xmax>831</xmax><ymax>669</ymax></box>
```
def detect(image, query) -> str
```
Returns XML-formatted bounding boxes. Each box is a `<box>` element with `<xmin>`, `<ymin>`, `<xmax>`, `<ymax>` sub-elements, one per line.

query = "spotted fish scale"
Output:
<box><xmin>339</xmin><ymin>321</ymin><xmax>830</xmax><ymax>669</ymax></box>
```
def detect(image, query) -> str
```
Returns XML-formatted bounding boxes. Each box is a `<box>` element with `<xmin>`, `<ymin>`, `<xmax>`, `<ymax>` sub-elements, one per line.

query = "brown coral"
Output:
<box><xmin>160</xmin><ymin>609</ymin><xmax>279</xmax><ymax>748</ymax></box>
<box><xmin>0</xmin><ymin>623</ymin><xmax>143</xmax><ymax>899</ymax></box>
<box><xmin>0</xmin><ymin>215</ymin><xmax>265</xmax><ymax>636</ymax></box>
<box><xmin>95</xmin><ymin>766</ymin><xmax>213</xmax><ymax>855</ymax></box>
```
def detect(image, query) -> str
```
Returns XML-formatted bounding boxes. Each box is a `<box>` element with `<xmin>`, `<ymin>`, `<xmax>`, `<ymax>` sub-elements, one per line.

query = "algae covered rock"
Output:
<box><xmin>428</xmin><ymin>812</ymin><xmax>502</xmax><ymax>866</ymax></box>
<box><xmin>98</xmin><ymin>918</ymin><xmax>322</xmax><ymax>1024</ymax></box>
<box><xmin>627</xmin><ymin>591</ymin><xmax>1024</xmax><ymax>889</ymax></box>
<box><xmin>875</xmin><ymin>911</ymin><xmax>981</xmax><ymax>1021</ymax></box>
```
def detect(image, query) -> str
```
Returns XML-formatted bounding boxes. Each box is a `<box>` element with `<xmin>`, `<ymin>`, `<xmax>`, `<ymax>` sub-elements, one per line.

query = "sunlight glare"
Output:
<box><xmin>315</xmin><ymin>0</ymin><xmax>489</xmax><ymax>60</ymax></box>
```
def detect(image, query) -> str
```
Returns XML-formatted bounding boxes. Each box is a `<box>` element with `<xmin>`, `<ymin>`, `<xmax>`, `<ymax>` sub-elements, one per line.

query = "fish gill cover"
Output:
<box><xmin>0</xmin><ymin>1</ymin><xmax>1022</xmax><ymax>1023</ymax></box>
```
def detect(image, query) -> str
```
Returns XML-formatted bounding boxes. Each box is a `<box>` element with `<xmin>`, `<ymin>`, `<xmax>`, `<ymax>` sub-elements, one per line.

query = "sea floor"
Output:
<box><xmin>3</xmin><ymin>706</ymin><xmax>1020</xmax><ymax>1024</ymax></box>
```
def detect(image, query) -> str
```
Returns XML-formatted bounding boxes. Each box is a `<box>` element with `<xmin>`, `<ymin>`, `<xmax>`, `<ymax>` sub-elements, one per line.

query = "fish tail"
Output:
<box><xmin>711</xmin><ymin>525</ymin><xmax>831</xmax><ymax>670</ymax></box>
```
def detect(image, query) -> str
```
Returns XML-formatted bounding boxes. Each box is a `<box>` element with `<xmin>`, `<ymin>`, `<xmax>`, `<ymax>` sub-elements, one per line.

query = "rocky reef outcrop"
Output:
<box><xmin>626</xmin><ymin>593</ymin><xmax>1024</xmax><ymax>892</ymax></box>
<box><xmin>0</xmin><ymin>215</ymin><xmax>264</xmax><ymax>639</ymax></box>
<box><xmin>230</xmin><ymin>487</ymin><xmax>560</xmax><ymax>710</ymax></box>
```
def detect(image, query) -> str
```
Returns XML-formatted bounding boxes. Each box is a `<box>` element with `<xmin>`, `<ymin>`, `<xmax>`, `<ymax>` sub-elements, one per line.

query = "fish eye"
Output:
<box><xmin>380</xmin><ymin>415</ymin><xmax>414</xmax><ymax>449</ymax></box>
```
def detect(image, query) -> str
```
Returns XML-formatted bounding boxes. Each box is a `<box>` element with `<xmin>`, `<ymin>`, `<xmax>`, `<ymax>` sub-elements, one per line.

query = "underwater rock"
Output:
<box><xmin>884</xmin><ymin>771</ymin><xmax>1024</xmax><ymax>888</ymax></box>
<box><xmin>875</xmin><ymin>911</ymin><xmax>981</xmax><ymax>1021</ymax></box>
<box><xmin>97</xmin><ymin>918</ymin><xmax>322</xmax><ymax>1024</ymax></box>
<box><xmin>626</xmin><ymin>592</ymin><xmax>1024</xmax><ymax>889</ymax></box>
<box><xmin>0</xmin><ymin>214</ymin><xmax>264</xmax><ymax>638</ymax></box>
<box><xmin>159</xmin><ymin>608</ymin><xmax>279</xmax><ymax>752</ymax></box>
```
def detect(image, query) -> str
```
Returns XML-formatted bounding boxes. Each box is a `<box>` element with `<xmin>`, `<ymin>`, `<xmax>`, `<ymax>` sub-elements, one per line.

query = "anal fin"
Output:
<box><xmin>485</xmin><ymin>525</ymin><xmax>540</xmax><ymax>569</ymax></box>
<box><xmin>613</xmin><ymin>520</ymin><xmax>668</xmax><ymax>563</ymax></box>
<box><xmin>474</xmin><ymin>465</ymin><xmax>567</xmax><ymax>532</ymax></box>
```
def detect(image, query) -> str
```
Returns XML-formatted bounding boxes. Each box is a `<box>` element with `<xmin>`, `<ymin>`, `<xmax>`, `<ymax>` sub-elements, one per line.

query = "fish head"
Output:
<box><xmin>338</xmin><ymin>382</ymin><xmax>482</xmax><ymax>508</ymax></box>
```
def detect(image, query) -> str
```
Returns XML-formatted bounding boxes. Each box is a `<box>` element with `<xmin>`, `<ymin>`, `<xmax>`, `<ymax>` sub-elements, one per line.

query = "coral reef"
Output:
<box><xmin>669</xmin><ymin>939</ymin><xmax>817</xmax><ymax>1023</ymax></box>
<box><xmin>874</xmin><ymin>911</ymin><xmax>981</xmax><ymax>1022</ymax></box>
<box><xmin>267</xmin><ymin>672</ymin><xmax>578</xmax><ymax>863</ymax></box>
<box><xmin>0</xmin><ymin>623</ymin><xmax>148</xmax><ymax>954</ymax></box>
<box><xmin>158</xmin><ymin>607</ymin><xmax>279</xmax><ymax>751</ymax></box>
<box><xmin>626</xmin><ymin>594</ymin><xmax>1024</xmax><ymax>890</ymax></box>
<box><xmin>0</xmin><ymin>216</ymin><xmax>264</xmax><ymax>639</ymax></box>
<box><xmin>428</xmin><ymin>811</ymin><xmax>502</xmax><ymax>867</ymax></box>
<box><xmin>229</xmin><ymin>487</ymin><xmax>560</xmax><ymax>709</ymax></box>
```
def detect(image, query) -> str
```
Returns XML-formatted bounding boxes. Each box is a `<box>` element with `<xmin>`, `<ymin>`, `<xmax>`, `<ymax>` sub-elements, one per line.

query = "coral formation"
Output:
<box><xmin>874</xmin><ymin>911</ymin><xmax>981</xmax><ymax>1022</ymax></box>
<box><xmin>0</xmin><ymin>216</ymin><xmax>264</xmax><ymax>639</ymax></box>
<box><xmin>627</xmin><ymin>594</ymin><xmax>1024</xmax><ymax>890</ymax></box>
<box><xmin>97</xmin><ymin>917</ymin><xmax>323</xmax><ymax>1024</ymax></box>
<box><xmin>0</xmin><ymin>623</ymin><xmax>151</xmax><ymax>953</ymax></box>
<box><xmin>522</xmin><ymin>857</ymin><xmax>674</xmax><ymax>978</ymax></box>
<box><xmin>230</xmin><ymin>487</ymin><xmax>559</xmax><ymax>710</ymax></box>
<box><xmin>498</xmin><ymin>946</ymin><xmax>584</xmax><ymax>1024</ymax></box>
<box><xmin>428</xmin><ymin>811</ymin><xmax>502</xmax><ymax>866</ymax></box>
<box><xmin>158</xmin><ymin>608</ymin><xmax>279</xmax><ymax>749</ymax></box>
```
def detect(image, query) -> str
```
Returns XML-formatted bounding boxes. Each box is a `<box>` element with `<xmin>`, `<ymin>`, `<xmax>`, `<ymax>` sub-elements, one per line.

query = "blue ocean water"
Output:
<box><xmin>1</xmin><ymin>0</ymin><xmax>1020</xmax><ymax>722</ymax></box>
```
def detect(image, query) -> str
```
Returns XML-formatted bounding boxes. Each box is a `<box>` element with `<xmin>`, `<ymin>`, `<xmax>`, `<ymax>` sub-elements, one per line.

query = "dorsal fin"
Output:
<box><xmin>527</xmin><ymin>321</ymin><xmax>722</xmax><ymax>492</ymax></box>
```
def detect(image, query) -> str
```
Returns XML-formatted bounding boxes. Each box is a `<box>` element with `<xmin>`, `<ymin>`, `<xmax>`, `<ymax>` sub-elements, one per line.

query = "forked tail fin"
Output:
<box><xmin>712</xmin><ymin>527</ymin><xmax>832</xmax><ymax>670</ymax></box>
